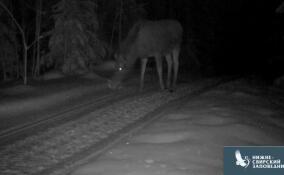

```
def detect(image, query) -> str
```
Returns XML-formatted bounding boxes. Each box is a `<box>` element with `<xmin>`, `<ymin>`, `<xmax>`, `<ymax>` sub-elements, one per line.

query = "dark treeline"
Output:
<box><xmin>0</xmin><ymin>0</ymin><xmax>283</xmax><ymax>84</ymax></box>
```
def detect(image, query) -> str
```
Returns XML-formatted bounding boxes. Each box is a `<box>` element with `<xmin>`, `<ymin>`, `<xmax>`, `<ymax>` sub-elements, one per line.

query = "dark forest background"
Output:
<box><xmin>0</xmin><ymin>0</ymin><xmax>284</xmax><ymax>84</ymax></box>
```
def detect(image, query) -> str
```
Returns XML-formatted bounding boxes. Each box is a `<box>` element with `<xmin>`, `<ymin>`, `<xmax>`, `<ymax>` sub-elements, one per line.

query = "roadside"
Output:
<box><xmin>0</xmin><ymin>74</ymin><xmax>107</xmax><ymax>133</ymax></box>
<box><xmin>0</xmin><ymin>77</ymin><xmax>219</xmax><ymax>175</ymax></box>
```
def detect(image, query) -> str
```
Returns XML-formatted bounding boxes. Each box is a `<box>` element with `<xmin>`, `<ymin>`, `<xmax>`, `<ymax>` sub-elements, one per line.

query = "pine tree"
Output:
<box><xmin>48</xmin><ymin>0</ymin><xmax>104</xmax><ymax>74</ymax></box>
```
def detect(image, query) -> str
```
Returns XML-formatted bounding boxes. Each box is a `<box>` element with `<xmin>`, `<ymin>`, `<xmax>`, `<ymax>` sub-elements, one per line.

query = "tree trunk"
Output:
<box><xmin>0</xmin><ymin>1</ymin><xmax>28</xmax><ymax>84</ymax></box>
<box><xmin>34</xmin><ymin>0</ymin><xmax>42</xmax><ymax>76</ymax></box>
<box><xmin>16</xmin><ymin>46</ymin><xmax>20</xmax><ymax>79</ymax></box>
<box><xmin>1</xmin><ymin>54</ymin><xmax>6</xmax><ymax>81</ymax></box>
<box><xmin>2</xmin><ymin>62</ymin><xmax>6</xmax><ymax>81</ymax></box>
<box><xmin>23</xmin><ymin>44</ymin><xmax>28</xmax><ymax>85</ymax></box>
<box><xmin>118</xmin><ymin>0</ymin><xmax>123</xmax><ymax>45</ymax></box>
<box><xmin>110</xmin><ymin>12</ymin><xmax>118</xmax><ymax>49</ymax></box>
<box><xmin>63</xmin><ymin>0</ymin><xmax>68</xmax><ymax>72</ymax></box>
<box><xmin>32</xmin><ymin>43</ymin><xmax>36</xmax><ymax>76</ymax></box>
<box><xmin>22</xmin><ymin>17</ymin><xmax>28</xmax><ymax>85</ymax></box>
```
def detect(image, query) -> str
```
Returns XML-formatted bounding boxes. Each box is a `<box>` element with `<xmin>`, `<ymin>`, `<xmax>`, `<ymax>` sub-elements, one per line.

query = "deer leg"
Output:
<box><xmin>140</xmin><ymin>58</ymin><xmax>148</xmax><ymax>91</ymax></box>
<box><xmin>155</xmin><ymin>55</ymin><xmax>165</xmax><ymax>90</ymax></box>
<box><xmin>172</xmin><ymin>48</ymin><xmax>180</xmax><ymax>90</ymax></box>
<box><xmin>165</xmin><ymin>54</ymin><xmax>173</xmax><ymax>89</ymax></box>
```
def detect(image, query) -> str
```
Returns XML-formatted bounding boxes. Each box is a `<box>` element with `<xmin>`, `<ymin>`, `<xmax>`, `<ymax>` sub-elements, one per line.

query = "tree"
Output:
<box><xmin>46</xmin><ymin>0</ymin><xmax>105</xmax><ymax>74</ymax></box>
<box><xmin>0</xmin><ymin>21</ymin><xmax>19</xmax><ymax>80</ymax></box>
<box><xmin>0</xmin><ymin>0</ymin><xmax>30</xmax><ymax>84</ymax></box>
<box><xmin>108</xmin><ymin>0</ymin><xmax>146</xmax><ymax>48</ymax></box>
<box><xmin>32</xmin><ymin>0</ymin><xmax>42</xmax><ymax>77</ymax></box>
<box><xmin>0</xmin><ymin>0</ymin><xmax>49</xmax><ymax>84</ymax></box>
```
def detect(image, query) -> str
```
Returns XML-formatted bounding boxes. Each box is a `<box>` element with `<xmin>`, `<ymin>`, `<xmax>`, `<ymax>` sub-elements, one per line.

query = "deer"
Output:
<box><xmin>108</xmin><ymin>19</ymin><xmax>183</xmax><ymax>91</ymax></box>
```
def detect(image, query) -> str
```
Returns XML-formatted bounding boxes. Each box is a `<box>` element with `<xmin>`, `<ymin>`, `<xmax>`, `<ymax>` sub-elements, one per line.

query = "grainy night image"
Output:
<box><xmin>0</xmin><ymin>0</ymin><xmax>284</xmax><ymax>175</ymax></box>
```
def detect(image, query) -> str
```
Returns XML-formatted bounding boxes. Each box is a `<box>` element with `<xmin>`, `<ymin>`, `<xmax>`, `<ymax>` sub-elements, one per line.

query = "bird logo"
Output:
<box><xmin>235</xmin><ymin>150</ymin><xmax>250</xmax><ymax>168</ymax></box>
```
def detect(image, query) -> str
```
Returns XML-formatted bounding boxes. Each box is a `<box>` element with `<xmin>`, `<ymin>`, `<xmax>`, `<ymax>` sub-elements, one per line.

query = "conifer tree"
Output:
<box><xmin>48</xmin><ymin>0</ymin><xmax>104</xmax><ymax>74</ymax></box>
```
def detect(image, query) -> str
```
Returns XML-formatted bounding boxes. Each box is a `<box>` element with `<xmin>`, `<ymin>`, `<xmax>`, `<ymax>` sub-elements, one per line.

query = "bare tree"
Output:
<box><xmin>0</xmin><ymin>1</ymin><xmax>50</xmax><ymax>84</ymax></box>
<box><xmin>0</xmin><ymin>1</ymin><xmax>29</xmax><ymax>84</ymax></box>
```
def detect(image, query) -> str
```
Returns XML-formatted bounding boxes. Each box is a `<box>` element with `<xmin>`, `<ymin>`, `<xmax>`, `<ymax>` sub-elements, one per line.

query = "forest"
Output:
<box><xmin>0</xmin><ymin>0</ymin><xmax>283</xmax><ymax>85</ymax></box>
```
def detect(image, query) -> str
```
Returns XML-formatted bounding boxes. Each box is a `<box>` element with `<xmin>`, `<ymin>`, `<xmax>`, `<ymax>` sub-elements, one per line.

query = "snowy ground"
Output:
<box><xmin>0</xmin><ymin>74</ymin><xmax>284</xmax><ymax>175</ymax></box>
<box><xmin>71</xmin><ymin>80</ymin><xmax>284</xmax><ymax>175</ymax></box>
<box><xmin>0</xmin><ymin>74</ymin><xmax>108</xmax><ymax>132</ymax></box>
<box><xmin>0</xmin><ymin>72</ymin><xmax>204</xmax><ymax>175</ymax></box>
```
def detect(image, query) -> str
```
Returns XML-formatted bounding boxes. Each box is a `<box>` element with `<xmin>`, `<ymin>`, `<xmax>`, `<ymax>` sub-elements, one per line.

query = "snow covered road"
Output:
<box><xmin>71</xmin><ymin>83</ymin><xmax>284</xmax><ymax>175</ymax></box>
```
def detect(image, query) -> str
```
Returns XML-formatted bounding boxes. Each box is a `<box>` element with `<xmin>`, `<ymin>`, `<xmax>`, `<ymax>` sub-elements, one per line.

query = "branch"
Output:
<box><xmin>22</xmin><ymin>0</ymin><xmax>46</xmax><ymax>15</ymax></box>
<box><xmin>0</xmin><ymin>1</ymin><xmax>26</xmax><ymax>47</ymax></box>
<box><xmin>27</xmin><ymin>31</ymin><xmax>53</xmax><ymax>50</ymax></box>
